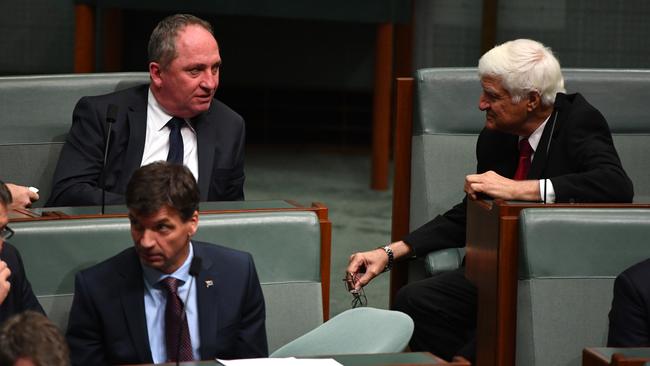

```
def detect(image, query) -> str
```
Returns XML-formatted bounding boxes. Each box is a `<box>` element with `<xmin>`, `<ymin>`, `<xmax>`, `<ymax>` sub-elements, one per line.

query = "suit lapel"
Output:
<box><xmin>119</xmin><ymin>250</ymin><xmax>153</xmax><ymax>363</ymax></box>
<box><xmin>193</xmin><ymin>242</ymin><xmax>220</xmax><ymax>359</ymax></box>
<box><xmin>529</xmin><ymin>108</ymin><xmax>562</xmax><ymax>179</ymax></box>
<box><xmin>120</xmin><ymin>87</ymin><xmax>148</xmax><ymax>188</ymax></box>
<box><xmin>193</xmin><ymin>109</ymin><xmax>216</xmax><ymax>201</ymax></box>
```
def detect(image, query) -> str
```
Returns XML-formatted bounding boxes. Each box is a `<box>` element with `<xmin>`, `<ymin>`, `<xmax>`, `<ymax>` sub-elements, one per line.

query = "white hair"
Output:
<box><xmin>478</xmin><ymin>39</ymin><xmax>565</xmax><ymax>106</ymax></box>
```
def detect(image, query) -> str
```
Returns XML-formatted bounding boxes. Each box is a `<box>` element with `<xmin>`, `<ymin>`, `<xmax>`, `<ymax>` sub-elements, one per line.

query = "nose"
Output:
<box><xmin>200</xmin><ymin>70</ymin><xmax>218</xmax><ymax>91</ymax></box>
<box><xmin>138</xmin><ymin>229</ymin><xmax>156</xmax><ymax>249</ymax></box>
<box><xmin>478</xmin><ymin>93</ymin><xmax>490</xmax><ymax>111</ymax></box>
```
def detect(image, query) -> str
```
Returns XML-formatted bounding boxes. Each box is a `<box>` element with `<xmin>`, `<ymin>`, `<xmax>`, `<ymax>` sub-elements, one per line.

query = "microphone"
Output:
<box><xmin>542</xmin><ymin>107</ymin><xmax>560</xmax><ymax>204</ymax></box>
<box><xmin>175</xmin><ymin>256</ymin><xmax>202</xmax><ymax>365</ymax></box>
<box><xmin>100</xmin><ymin>104</ymin><xmax>118</xmax><ymax>214</ymax></box>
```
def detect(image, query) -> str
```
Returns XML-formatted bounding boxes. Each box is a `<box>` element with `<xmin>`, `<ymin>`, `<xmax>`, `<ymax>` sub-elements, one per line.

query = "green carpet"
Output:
<box><xmin>246</xmin><ymin>146</ymin><xmax>392</xmax><ymax>317</ymax></box>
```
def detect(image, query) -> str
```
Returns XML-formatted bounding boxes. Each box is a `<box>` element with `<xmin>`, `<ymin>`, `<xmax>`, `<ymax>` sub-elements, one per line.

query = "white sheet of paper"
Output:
<box><xmin>216</xmin><ymin>357</ymin><xmax>343</xmax><ymax>366</ymax></box>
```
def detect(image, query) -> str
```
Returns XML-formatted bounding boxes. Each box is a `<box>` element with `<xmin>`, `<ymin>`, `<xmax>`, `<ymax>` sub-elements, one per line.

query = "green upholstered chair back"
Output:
<box><xmin>0</xmin><ymin>72</ymin><xmax>150</xmax><ymax>206</ymax></box>
<box><xmin>412</xmin><ymin>68</ymin><xmax>650</xmax><ymax>278</ymax></box>
<box><xmin>10</xmin><ymin>210</ymin><xmax>323</xmax><ymax>352</ymax></box>
<box><xmin>270</xmin><ymin>307</ymin><xmax>414</xmax><ymax>357</ymax></box>
<box><xmin>516</xmin><ymin>208</ymin><xmax>650</xmax><ymax>366</ymax></box>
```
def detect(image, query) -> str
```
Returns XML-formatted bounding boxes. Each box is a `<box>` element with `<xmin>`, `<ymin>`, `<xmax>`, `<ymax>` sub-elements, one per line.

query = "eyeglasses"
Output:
<box><xmin>342</xmin><ymin>272</ymin><xmax>367</xmax><ymax>308</ymax></box>
<box><xmin>0</xmin><ymin>226</ymin><xmax>14</xmax><ymax>241</ymax></box>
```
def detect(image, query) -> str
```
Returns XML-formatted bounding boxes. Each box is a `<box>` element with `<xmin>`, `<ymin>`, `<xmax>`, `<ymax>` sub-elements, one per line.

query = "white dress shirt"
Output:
<box><xmin>521</xmin><ymin>114</ymin><xmax>556</xmax><ymax>203</ymax></box>
<box><xmin>141</xmin><ymin>89</ymin><xmax>199</xmax><ymax>180</ymax></box>
<box><xmin>142</xmin><ymin>244</ymin><xmax>200</xmax><ymax>363</ymax></box>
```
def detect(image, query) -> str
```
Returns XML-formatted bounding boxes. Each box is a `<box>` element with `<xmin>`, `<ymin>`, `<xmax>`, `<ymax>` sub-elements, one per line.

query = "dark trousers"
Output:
<box><xmin>392</xmin><ymin>267</ymin><xmax>476</xmax><ymax>362</ymax></box>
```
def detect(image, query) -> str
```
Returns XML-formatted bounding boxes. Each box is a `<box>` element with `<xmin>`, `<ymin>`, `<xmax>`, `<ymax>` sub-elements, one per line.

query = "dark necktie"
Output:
<box><xmin>166</xmin><ymin>117</ymin><xmax>185</xmax><ymax>165</ymax></box>
<box><xmin>513</xmin><ymin>138</ymin><xmax>533</xmax><ymax>180</ymax></box>
<box><xmin>160</xmin><ymin>277</ymin><xmax>193</xmax><ymax>362</ymax></box>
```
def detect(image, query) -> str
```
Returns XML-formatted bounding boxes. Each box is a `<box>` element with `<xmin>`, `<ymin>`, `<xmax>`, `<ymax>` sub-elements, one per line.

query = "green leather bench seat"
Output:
<box><xmin>516</xmin><ymin>208</ymin><xmax>650</xmax><ymax>366</ymax></box>
<box><xmin>0</xmin><ymin>72</ymin><xmax>149</xmax><ymax>206</ymax></box>
<box><xmin>411</xmin><ymin>68</ymin><xmax>650</xmax><ymax>277</ymax></box>
<box><xmin>11</xmin><ymin>210</ymin><xmax>323</xmax><ymax>352</ymax></box>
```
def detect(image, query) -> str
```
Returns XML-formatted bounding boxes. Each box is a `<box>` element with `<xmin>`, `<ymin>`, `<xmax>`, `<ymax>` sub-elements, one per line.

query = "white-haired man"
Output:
<box><xmin>347</xmin><ymin>39</ymin><xmax>633</xmax><ymax>361</ymax></box>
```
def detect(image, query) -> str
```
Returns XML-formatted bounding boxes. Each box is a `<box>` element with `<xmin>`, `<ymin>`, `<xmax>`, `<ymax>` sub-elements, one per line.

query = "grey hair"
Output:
<box><xmin>148</xmin><ymin>14</ymin><xmax>214</xmax><ymax>69</ymax></box>
<box><xmin>478</xmin><ymin>39</ymin><xmax>565</xmax><ymax>106</ymax></box>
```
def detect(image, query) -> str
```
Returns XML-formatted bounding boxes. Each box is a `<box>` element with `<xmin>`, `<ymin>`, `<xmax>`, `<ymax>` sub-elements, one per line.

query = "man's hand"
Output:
<box><xmin>0</xmin><ymin>260</ymin><xmax>11</xmax><ymax>305</ymax></box>
<box><xmin>346</xmin><ymin>249</ymin><xmax>388</xmax><ymax>291</ymax></box>
<box><xmin>346</xmin><ymin>241</ymin><xmax>412</xmax><ymax>290</ymax></box>
<box><xmin>6</xmin><ymin>183</ymin><xmax>39</xmax><ymax>209</ymax></box>
<box><xmin>465</xmin><ymin>170</ymin><xmax>540</xmax><ymax>201</ymax></box>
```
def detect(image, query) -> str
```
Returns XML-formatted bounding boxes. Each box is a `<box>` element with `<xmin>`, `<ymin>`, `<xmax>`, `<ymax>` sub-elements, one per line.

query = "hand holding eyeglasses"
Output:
<box><xmin>343</xmin><ymin>272</ymin><xmax>367</xmax><ymax>308</ymax></box>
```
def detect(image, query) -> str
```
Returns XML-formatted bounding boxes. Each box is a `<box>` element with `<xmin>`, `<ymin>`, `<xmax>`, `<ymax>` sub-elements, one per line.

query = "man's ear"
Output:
<box><xmin>149</xmin><ymin>62</ymin><xmax>163</xmax><ymax>88</ymax></box>
<box><xmin>527</xmin><ymin>91</ymin><xmax>542</xmax><ymax>111</ymax></box>
<box><xmin>188</xmin><ymin>210</ymin><xmax>199</xmax><ymax>237</ymax></box>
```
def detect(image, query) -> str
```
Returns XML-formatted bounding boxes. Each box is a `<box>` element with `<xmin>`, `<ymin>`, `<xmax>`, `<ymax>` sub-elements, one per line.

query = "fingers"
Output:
<box><xmin>0</xmin><ymin>261</ymin><xmax>10</xmax><ymax>280</ymax></box>
<box><xmin>6</xmin><ymin>184</ymin><xmax>39</xmax><ymax>209</ymax></box>
<box><xmin>346</xmin><ymin>252</ymin><xmax>365</xmax><ymax>275</ymax></box>
<box><xmin>27</xmin><ymin>188</ymin><xmax>40</xmax><ymax>203</ymax></box>
<box><xmin>354</xmin><ymin>270</ymin><xmax>379</xmax><ymax>290</ymax></box>
<box><xmin>0</xmin><ymin>262</ymin><xmax>10</xmax><ymax>305</ymax></box>
<box><xmin>346</xmin><ymin>249</ymin><xmax>388</xmax><ymax>290</ymax></box>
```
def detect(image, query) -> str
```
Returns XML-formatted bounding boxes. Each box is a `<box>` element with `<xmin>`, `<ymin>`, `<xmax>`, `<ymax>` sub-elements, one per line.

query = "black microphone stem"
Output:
<box><xmin>101</xmin><ymin>104</ymin><xmax>118</xmax><ymax>214</ymax></box>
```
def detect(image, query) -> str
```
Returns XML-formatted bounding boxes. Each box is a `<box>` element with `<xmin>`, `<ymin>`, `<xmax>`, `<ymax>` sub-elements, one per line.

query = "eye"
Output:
<box><xmin>155</xmin><ymin>223</ymin><xmax>172</xmax><ymax>233</ymax></box>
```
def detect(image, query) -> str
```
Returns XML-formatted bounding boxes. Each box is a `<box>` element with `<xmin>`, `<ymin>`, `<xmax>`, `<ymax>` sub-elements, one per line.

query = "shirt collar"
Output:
<box><xmin>147</xmin><ymin>89</ymin><xmax>195</xmax><ymax>133</ymax></box>
<box><xmin>142</xmin><ymin>241</ymin><xmax>195</xmax><ymax>287</ymax></box>
<box><xmin>520</xmin><ymin>113</ymin><xmax>552</xmax><ymax>152</ymax></box>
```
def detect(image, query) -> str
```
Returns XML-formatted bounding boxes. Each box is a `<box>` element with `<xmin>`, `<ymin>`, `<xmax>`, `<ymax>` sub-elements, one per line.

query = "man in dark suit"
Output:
<box><xmin>66</xmin><ymin>162</ymin><xmax>267</xmax><ymax>365</ymax></box>
<box><xmin>0</xmin><ymin>181</ymin><xmax>44</xmax><ymax>325</ymax></box>
<box><xmin>47</xmin><ymin>14</ymin><xmax>245</xmax><ymax>207</ymax></box>
<box><xmin>608</xmin><ymin>259</ymin><xmax>650</xmax><ymax>346</ymax></box>
<box><xmin>347</xmin><ymin>39</ymin><xmax>633</xmax><ymax>361</ymax></box>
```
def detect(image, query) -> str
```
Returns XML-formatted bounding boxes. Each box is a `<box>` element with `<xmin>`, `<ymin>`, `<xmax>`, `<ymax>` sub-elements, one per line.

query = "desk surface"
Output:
<box><xmin>145</xmin><ymin>352</ymin><xmax>446</xmax><ymax>366</ymax></box>
<box><xmin>588</xmin><ymin>347</ymin><xmax>650</xmax><ymax>359</ymax></box>
<box><xmin>9</xmin><ymin>200</ymin><xmax>304</xmax><ymax>221</ymax></box>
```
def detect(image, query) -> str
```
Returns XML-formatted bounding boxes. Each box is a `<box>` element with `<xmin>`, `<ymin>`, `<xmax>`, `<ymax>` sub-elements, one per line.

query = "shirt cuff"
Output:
<box><xmin>538</xmin><ymin>179</ymin><xmax>556</xmax><ymax>203</ymax></box>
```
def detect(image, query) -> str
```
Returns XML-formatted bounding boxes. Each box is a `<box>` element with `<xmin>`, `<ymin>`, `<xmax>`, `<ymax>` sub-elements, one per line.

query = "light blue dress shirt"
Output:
<box><xmin>142</xmin><ymin>243</ymin><xmax>200</xmax><ymax>363</ymax></box>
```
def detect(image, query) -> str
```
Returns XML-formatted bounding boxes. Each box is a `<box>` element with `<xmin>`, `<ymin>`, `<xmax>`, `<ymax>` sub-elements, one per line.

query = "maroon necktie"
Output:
<box><xmin>513</xmin><ymin>138</ymin><xmax>533</xmax><ymax>180</ymax></box>
<box><xmin>160</xmin><ymin>277</ymin><xmax>193</xmax><ymax>362</ymax></box>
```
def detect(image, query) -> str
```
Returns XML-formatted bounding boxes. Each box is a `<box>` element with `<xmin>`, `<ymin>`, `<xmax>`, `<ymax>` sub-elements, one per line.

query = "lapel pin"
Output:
<box><xmin>205</xmin><ymin>279</ymin><xmax>214</xmax><ymax>288</ymax></box>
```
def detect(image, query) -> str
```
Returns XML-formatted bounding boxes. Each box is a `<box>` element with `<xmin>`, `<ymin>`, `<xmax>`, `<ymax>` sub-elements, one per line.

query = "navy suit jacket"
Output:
<box><xmin>404</xmin><ymin>93</ymin><xmax>634</xmax><ymax>256</ymax></box>
<box><xmin>46</xmin><ymin>85</ymin><xmax>245</xmax><ymax>207</ymax></box>
<box><xmin>0</xmin><ymin>242</ymin><xmax>44</xmax><ymax>324</ymax></box>
<box><xmin>66</xmin><ymin>241</ymin><xmax>267</xmax><ymax>365</ymax></box>
<box><xmin>608</xmin><ymin>258</ymin><xmax>650</xmax><ymax>347</ymax></box>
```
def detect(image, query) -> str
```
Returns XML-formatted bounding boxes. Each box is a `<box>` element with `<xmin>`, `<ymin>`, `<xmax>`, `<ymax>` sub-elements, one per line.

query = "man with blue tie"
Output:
<box><xmin>47</xmin><ymin>13</ymin><xmax>245</xmax><ymax>207</ymax></box>
<box><xmin>66</xmin><ymin>162</ymin><xmax>267</xmax><ymax>365</ymax></box>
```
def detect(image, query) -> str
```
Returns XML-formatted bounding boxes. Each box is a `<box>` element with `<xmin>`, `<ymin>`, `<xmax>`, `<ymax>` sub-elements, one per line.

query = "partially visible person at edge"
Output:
<box><xmin>0</xmin><ymin>180</ymin><xmax>45</xmax><ymax>325</ymax></box>
<box><xmin>608</xmin><ymin>258</ymin><xmax>650</xmax><ymax>347</ymax></box>
<box><xmin>0</xmin><ymin>311</ymin><xmax>70</xmax><ymax>366</ymax></box>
